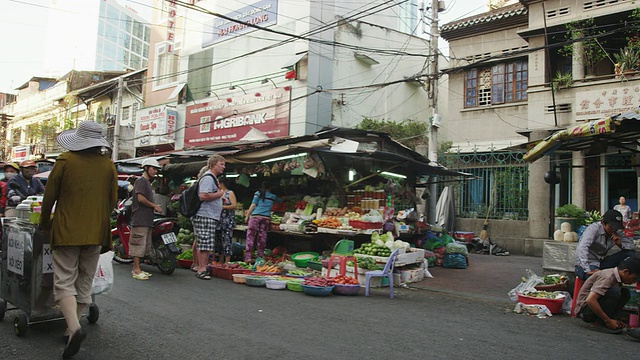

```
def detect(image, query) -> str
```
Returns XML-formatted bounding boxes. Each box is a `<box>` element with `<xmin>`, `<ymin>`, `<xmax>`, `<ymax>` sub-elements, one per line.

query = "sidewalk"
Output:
<box><xmin>409</xmin><ymin>253</ymin><xmax>544</xmax><ymax>302</ymax></box>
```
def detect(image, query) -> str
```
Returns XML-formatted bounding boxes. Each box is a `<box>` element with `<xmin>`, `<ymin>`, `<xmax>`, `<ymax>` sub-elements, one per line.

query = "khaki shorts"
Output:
<box><xmin>53</xmin><ymin>245</ymin><xmax>101</xmax><ymax>304</ymax></box>
<box><xmin>129</xmin><ymin>226</ymin><xmax>152</xmax><ymax>258</ymax></box>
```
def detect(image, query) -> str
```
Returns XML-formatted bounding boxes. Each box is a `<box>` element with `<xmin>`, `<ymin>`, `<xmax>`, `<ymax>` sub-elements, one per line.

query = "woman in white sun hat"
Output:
<box><xmin>40</xmin><ymin>120</ymin><xmax>118</xmax><ymax>358</ymax></box>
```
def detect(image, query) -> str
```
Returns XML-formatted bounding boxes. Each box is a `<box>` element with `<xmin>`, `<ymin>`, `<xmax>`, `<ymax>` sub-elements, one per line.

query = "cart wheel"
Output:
<box><xmin>14</xmin><ymin>314</ymin><xmax>28</xmax><ymax>337</ymax></box>
<box><xmin>88</xmin><ymin>304</ymin><xmax>99</xmax><ymax>324</ymax></box>
<box><xmin>0</xmin><ymin>299</ymin><xmax>6</xmax><ymax>321</ymax></box>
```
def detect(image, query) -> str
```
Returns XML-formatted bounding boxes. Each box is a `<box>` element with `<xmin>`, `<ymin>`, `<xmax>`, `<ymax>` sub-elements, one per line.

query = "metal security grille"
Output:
<box><xmin>441</xmin><ymin>150</ymin><xmax>529</xmax><ymax>220</ymax></box>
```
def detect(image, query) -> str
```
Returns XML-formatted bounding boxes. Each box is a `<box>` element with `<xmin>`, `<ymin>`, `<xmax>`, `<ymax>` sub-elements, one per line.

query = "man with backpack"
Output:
<box><xmin>190</xmin><ymin>154</ymin><xmax>225</xmax><ymax>280</ymax></box>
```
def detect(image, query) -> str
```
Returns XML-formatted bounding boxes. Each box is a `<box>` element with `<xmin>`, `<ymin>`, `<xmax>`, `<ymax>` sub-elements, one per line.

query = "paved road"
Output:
<box><xmin>1</xmin><ymin>259</ymin><xmax>639</xmax><ymax>359</ymax></box>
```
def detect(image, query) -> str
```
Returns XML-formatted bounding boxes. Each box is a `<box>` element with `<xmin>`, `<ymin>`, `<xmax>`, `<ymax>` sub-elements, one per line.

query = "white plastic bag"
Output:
<box><xmin>92</xmin><ymin>251</ymin><xmax>114</xmax><ymax>295</ymax></box>
<box><xmin>508</xmin><ymin>269</ymin><xmax>544</xmax><ymax>301</ymax></box>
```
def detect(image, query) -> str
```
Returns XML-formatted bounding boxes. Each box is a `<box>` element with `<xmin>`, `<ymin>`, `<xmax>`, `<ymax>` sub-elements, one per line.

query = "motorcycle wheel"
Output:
<box><xmin>112</xmin><ymin>236</ymin><xmax>133</xmax><ymax>264</ymax></box>
<box><xmin>155</xmin><ymin>246</ymin><xmax>176</xmax><ymax>275</ymax></box>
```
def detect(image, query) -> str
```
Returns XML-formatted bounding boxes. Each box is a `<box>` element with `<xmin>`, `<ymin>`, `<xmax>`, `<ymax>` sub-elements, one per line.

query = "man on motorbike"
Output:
<box><xmin>5</xmin><ymin>160</ymin><xmax>45</xmax><ymax>216</ymax></box>
<box><xmin>0</xmin><ymin>162</ymin><xmax>20</xmax><ymax>217</ymax></box>
<box><xmin>130</xmin><ymin>158</ymin><xmax>163</xmax><ymax>280</ymax></box>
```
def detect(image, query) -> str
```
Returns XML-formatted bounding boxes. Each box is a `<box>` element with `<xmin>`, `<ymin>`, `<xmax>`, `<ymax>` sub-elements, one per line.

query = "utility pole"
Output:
<box><xmin>427</xmin><ymin>0</ymin><xmax>442</xmax><ymax>224</ymax></box>
<box><xmin>112</xmin><ymin>75</ymin><xmax>124</xmax><ymax>161</ymax></box>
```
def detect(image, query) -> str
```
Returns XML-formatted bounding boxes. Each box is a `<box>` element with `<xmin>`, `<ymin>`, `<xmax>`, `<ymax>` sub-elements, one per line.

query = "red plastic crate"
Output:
<box><xmin>210</xmin><ymin>266</ymin><xmax>251</xmax><ymax>280</ymax></box>
<box><xmin>517</xmin><ymin>293</ymin><xmax>564</xmax><ymax>314</ymax></box>
<box><xmin>349</xmin><ymin>220</ymin><xmax>383</xmax><ymax>230</ymax></box>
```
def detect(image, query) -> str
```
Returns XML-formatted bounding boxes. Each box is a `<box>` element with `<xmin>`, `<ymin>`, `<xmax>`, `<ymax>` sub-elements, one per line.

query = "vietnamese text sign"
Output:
<box><xmin>134</xmin><ymin>106</ymin><xmax>177</xmax><ymax>147</ymax></box>
<box><xmin>202</xmin><ymin>0</ymin><xmax>278</xmax><ymax>47</ymax></box>
<box><xmin>7</xmin><ymin>231</ymin><xmax>25</xmax><ymax>275</ymax></box>
<box><xmin>184</xmin><ymin>88</ymin><xmax>290</xmax><ymax>146</ymax></box>
<box><xmin>575</xmin><ymin>86</ymin><xmax>640</xmax><ymax>121</ymax></box>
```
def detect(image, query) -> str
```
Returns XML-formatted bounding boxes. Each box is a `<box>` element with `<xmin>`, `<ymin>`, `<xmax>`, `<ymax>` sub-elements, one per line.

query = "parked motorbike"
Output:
<box><xmin>111</xmin><ymin>198</ymin><xmax>181</xmax><ymax>275</ymax></box>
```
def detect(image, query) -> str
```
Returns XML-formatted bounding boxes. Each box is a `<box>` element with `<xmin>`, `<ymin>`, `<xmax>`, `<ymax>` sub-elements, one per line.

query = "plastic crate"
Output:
<box><xmin>517</xmin><ymin>293</ymin><xmax>564</xmax><ymax>314</ymax></box>
<box><xmin>349</xmin><ymin>220</ymin><xmax>383</xmax><ymax>230</ymax></box>
<box><xmin>210</xmin><ymin>266</ymin><xmax>251</xmax><ymax>280</ymax></box>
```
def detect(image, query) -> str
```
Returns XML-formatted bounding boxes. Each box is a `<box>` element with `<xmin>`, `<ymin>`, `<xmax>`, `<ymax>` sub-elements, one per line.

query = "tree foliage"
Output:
<box><xmin>355</xmin><ymin>118</ymin><xmax>428</xmax><ymax>151</ymax></box>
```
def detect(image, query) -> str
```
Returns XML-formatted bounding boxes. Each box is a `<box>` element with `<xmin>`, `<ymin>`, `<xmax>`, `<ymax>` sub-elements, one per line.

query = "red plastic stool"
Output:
<box><xmin>570</xmin><ymin>276</ymin><xmax>585</xmax><ymax>318</ymax></box>
<box><xmin>325</xmin><ymin>240</ymin><xmax>358</xmax><ymax>278</ymax></box>
<box><xmin>325</xmin><ymin>254</ymin><xmax>358</xmax><ymax>277</ymax></box>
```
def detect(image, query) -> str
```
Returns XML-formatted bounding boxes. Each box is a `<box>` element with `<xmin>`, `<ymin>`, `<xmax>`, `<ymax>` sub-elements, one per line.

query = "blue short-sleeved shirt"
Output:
<box><xmin>251</xmin><ymin>191</ymin><xmax>281</xmax><ymax>217</ymax></box>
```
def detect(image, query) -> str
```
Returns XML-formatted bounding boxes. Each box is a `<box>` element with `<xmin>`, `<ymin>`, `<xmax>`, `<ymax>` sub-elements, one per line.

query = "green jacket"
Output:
<box><xmin>40</xmin><ymin>151</ymin><xmax>118</xmax><ymax>248</ymax></box>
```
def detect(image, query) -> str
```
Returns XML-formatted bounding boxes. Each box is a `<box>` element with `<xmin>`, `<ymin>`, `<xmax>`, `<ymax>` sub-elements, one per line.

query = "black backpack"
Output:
<box><xmin>179</xmin><ymin>173</ymin><xmax>217</xmax><ymax>218</ymax></box>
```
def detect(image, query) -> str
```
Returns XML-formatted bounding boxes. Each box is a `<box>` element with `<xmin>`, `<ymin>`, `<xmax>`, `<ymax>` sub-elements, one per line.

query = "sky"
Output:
<box><xmin>0</xmin><ymin>0</ymin><xmax>494</xmax><ymax>93</ymax></box>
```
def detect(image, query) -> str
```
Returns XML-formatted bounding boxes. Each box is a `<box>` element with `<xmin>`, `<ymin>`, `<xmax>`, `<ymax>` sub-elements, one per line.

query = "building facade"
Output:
<box><xmin>441</xmin><ymin>0</ymin><xmax>640</xmax><ymax>254</ymax></box>
<box><xmin>42</xmin><ymin>0</ymin><xmax>150</xmax><ymax>74</ymax></box>
<box><xmin>139</xmin><ymin>0</ymin><xmax>434</xmax><ymax>155</ymax></box>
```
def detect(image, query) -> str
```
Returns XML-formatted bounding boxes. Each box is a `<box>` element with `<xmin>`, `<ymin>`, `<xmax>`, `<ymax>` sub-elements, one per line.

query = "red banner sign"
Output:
<box><xmin>184</xmin><ymin>88</ymin><xmax>290</xmax><ymax>147</ymax></box>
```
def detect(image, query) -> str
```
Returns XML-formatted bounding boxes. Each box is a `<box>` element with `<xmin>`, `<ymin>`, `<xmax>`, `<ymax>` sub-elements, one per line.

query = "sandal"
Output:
<box><xmin>141</xmin><ymin>271</ymin><xmax>153</xmax><ymax>277</ymax></box>
<box><xmin>196</xmin><ymin>271</ymin><xmax>211</xmax><ymax>280</ymax></box>
<box><xmin>62</xmin><ymin>327</ymin><xmax>86</xmax><ymax>358</ymax></box>
<box><xmin>132</xmin><ymin>272</ymin><xmax>149</xmax><ymax>280</ymax></box>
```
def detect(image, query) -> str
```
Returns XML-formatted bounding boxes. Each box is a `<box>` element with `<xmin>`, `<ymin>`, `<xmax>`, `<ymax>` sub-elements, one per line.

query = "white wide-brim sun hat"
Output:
<box><xmin>57</xmin><ymin>121</ymin><xmax>111</xmax><ymax>151</ymax></box>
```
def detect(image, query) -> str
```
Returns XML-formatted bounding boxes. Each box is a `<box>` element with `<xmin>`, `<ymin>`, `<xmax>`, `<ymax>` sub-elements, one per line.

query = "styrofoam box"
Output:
<box><xmin>355</xmin><ymin>248</ymin><xmax>425</xmax><ymax>267</ymax></box>
<box><xmin>392</xmin><ymin>262</ymin><xmax>425</xmax><ymax>285</ymax></box>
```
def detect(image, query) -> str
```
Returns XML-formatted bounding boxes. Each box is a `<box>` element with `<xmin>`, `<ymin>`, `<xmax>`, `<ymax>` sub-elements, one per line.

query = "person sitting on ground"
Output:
<box><xmin>613</xmin><ymin>196</ymin><xmax>632</xmax><ymax>223</ymax></box>
<box><xmin>575</xmin><ymin>209</ymin><xmax>636</xmax><ymax>281</ymax></box>
<box><xmin>574</xmin><ymin>256</ymin><xmax>640</xmax><ymax>333</ymax></box>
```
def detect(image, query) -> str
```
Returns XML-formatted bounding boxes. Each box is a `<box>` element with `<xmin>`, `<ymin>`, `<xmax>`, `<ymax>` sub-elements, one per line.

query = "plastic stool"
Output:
<box><xmin>325</xmin><ymin>240</ymin><xmax>357</xmax><ymax>278</ymax></box>
<box><xmin>571</xmin><ymin>276</ymin><xmax>585</xmax><ymax>318</ymax></box>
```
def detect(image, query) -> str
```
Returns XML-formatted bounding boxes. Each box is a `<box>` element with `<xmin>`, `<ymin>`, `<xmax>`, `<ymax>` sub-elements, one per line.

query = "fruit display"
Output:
<box><xmin>303</xmin><ymin>276</ymin><xmax>335</xmax><ymax>287</ymax></box>
<box><xmin>323</xmin><ymin>207</ymin><xmax>349</xmax><ymax>217</ymax></box>
<box><xmin>177</xmin><ymin>228</ymin><xmax>195</xmax><ymax>245</ymax></box>
<box><xmin>541</xmin><ymin>275</ymin><xmax>567</xmax><ymax>285</ymax></box>
<box><xmin>270</xmin><ymin>214</ymin><xmax>283</xmax><ymax>224</ymax></box>
<box><xmin>344</xmin><ymin>211</ymin><xmax>361</xmax><ymax>220</ymax></box>
<box><xmin>286</xmin><ymin>269</ymin><xmax>313</xmax><ymax>277</ymax></box>
<box><xmin>331</xmin><ymin>275</ymin><xmax>359</xmax><ymax>285</ymax></box>
<box><xmin>354</xmin><ymin>242</ymin><xmax>392</xmax><ymax>257</ymax></box>
<box><xmin>315</xmin><ymin>217</ymin><xmax>342</xmax><ymax>229</ymax></box>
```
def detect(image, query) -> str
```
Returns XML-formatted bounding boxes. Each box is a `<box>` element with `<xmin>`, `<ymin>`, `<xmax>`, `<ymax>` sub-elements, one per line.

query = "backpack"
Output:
<box><xmin>179</xmin><ymin>173</ymin><xmax>216</xmax><ymax>218</ymax></box>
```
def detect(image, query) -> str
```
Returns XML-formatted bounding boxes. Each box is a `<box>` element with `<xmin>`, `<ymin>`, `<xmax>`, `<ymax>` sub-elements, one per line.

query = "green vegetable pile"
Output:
<box><xmin>176</xmin><ymin>249</ymin><xmax>193</xmax><ymax>260</ymax></box>
<box><xmin>350</xmin><ymin>257</ymin><xmax>381</xmax><ymax>270</ymax></box>
<box><xmin>542</xmin><ymin>275</ymin><xmax>567</xmax><ymax>285</ymax></box>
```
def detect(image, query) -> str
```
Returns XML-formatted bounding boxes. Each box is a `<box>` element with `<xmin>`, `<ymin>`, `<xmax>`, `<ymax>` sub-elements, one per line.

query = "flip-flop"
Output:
<box><xmin>62</xmin><ymin>327</ymin><xmax>86</xmax><ymax>358</ymax></box>
<box><xmin>142</xmin><ymin>271</ymin><xmax>153</xmax><ymax>277</ymax></box>
<box><xmin>196</xmin><ymin>271</ymin><xmax>211</xmax><ymax>280</ymax></box>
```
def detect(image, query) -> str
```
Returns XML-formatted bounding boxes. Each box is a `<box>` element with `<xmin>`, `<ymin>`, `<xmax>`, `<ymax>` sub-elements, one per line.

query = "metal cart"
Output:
<box><xmin>0</xmin><ymin>218</ymin><xmax>99</xmax><ymax>337</ymax></box>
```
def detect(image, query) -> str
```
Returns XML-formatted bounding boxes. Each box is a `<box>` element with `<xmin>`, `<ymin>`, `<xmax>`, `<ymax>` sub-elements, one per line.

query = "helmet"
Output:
<box><xmin>3</xmin><ymin>162</ymin><xmax>20</xmax><ymax>172</ymax></box>
<box><xmin>19</xmin><ymin>160</ymin><xmax>37</xmax><ymax>168</ymax></box>
<box><xmin>141</xmin><ymin>158</ymin><xmax>162</xmax><ymax>170</ymax></box>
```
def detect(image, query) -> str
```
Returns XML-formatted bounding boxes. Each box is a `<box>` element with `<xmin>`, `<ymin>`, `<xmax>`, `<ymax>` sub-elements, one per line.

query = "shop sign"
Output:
<box><xmin>134</xmin><ymin>106</ymin><xmax>177</xmax><ymax>147</ymax></box>
<box><xmin>165</xmin><ymin>0</ymin><xmax>177</xmax><ymax>53</ymax></box>
<box><xmin>184</xmin><ymin>88</ymin><xmax>290</xmax><ymax>146</ymax></box>
<box><xmin>575</xmin><ymin>86</ymin><xmax>640</xmax><ymax>121</ymax></box>
<box><xmin>202</xmin><ymin>0</ymin><xmax>278</xmax><ymax>47</ymax></box>
<box><xmin>43</xmin><ymin>244</ymin><xmax>53</xmax><ymax>274</ymax></box>
<box><xmin>11</xmin><ymin>146</ymin><xmax>29</xmax><ymax>161</ymax></box>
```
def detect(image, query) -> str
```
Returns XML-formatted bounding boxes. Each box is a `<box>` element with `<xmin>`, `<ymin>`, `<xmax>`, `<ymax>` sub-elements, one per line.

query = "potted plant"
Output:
<box><xmin>555</xmin><ymin>204</ymin><xmax>586</xmax><ymax>233</ymax></box>
<box><xmin>551</xmin><ymin>71</ymin><xmax>573</xmax><ymax>92</ymax></box>
<box><xmin>613</xmin><ymin>46</ymin><xmax>640</xmax><ymax>74</ymax></box>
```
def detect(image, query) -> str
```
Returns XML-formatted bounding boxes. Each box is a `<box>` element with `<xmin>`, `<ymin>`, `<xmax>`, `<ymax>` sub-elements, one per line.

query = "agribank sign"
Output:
<box><xmin>184</xmin><ymin>87</ymin><xmax>290</xmax><ymax>146</ymax></box>
<box><xmin>134</xmin><ymin>105</ymin><xmax>177</xmax><ymax>147</ymax></box>
<box><xmin>202</xmin><ymin>0</ymin><xmax>278</xmax><ymax>46</ymax></box>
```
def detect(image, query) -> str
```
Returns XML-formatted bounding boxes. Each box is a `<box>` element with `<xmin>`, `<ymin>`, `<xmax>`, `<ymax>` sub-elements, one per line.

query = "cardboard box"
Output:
<box><xmin>392</xmin><ymin>263</ymin><xmax>425</xmax><ymax>285</ymax></box>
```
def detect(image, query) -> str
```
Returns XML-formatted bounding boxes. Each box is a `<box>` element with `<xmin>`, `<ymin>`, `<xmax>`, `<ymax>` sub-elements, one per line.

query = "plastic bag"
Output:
<box><xmin>92</xmin><ymin>251</ymin><xmax>114</xmax><ymax>295</ymax></box>
<box><xmin>508</xmin><ymin>269</ymin><xmax>544</xmax><ymax>301</ymax></box>
<box><xmin>445</xmin><ymin>242</ymin><xmax>468</xmax><ymax>255</ymax></box>
<box><xmin>513</xmin><ymin>303</ymin><xmax>553</xmax><ymax>318</ymax></box>
<box><xmin>442</xmin><ymin>253</ymin><xmax>468</xmax><ymax>269</ymax></box>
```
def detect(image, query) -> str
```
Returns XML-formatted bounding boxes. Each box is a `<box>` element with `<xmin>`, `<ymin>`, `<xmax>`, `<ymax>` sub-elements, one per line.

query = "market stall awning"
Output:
<box><xmin>521</xmin><ymin>109</ymin><xmax>640</xmax><ymax>163</ymax></box>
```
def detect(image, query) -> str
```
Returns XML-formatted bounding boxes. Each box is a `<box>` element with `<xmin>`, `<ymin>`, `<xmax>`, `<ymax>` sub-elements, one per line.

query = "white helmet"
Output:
<box><xmin>141</xmin><ymin>158</ymin><xmax>162</xmax><ymax>170</ymax></box>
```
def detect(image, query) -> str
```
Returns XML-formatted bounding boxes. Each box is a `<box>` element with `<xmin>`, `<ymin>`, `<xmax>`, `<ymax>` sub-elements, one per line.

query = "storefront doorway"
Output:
<box><xmin>606</xmin><ymin>154</ymin><xmax>638</xmax><ymax>212</ymax></box>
